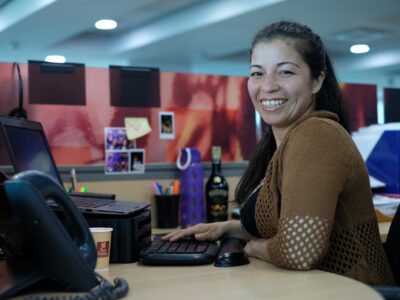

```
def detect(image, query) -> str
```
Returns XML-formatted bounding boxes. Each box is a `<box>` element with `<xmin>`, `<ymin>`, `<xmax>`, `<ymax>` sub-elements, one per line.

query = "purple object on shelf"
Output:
<box><xmin>176</xmin><ymin>147</ymin><xmax>205</xmax><ymax>227</ymax></box>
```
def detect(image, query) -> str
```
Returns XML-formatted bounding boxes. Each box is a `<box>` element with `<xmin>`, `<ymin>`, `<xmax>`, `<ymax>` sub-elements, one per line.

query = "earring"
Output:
<box><xmin>312</xmin><ymin>88</ymin><xmax>319</xmax><ymax>94</ymax></box>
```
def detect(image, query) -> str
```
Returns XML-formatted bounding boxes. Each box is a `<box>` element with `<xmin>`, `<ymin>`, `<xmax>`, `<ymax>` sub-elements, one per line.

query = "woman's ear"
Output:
<box><xmin>313</xmin><ymin>71</ymin><xmax>325</xmax><ymax>92</ymax></box>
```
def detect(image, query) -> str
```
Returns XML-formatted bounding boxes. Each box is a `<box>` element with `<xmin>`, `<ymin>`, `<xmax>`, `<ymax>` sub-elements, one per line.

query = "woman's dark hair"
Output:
<box><xmin>235</xmin><ymin>20</ymin><xmax>349</xmax><ymax>204</ymax></box>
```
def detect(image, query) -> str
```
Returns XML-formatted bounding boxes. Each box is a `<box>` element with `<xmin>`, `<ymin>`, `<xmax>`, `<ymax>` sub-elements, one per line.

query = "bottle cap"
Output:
<box><xmin>211</xmin><ymin>146</ymin><xmax>221</xmax><ymax>162</ymax></box>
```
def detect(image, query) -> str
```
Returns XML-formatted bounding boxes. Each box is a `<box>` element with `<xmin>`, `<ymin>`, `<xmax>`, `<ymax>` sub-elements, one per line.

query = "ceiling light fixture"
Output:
<box><xmin>45</xmin><ymin>55</ymin><xmax>66</xmax><ymax>63</ymax></box>
<box><xmin>95</xmin><ymin>19</ymin><xmax>117</xmax><ymax>30</ymax></box>
<box><xmin>350</xmin><ymin>44</ymin><xmax>370</xmax><ymax>54</ymax></box>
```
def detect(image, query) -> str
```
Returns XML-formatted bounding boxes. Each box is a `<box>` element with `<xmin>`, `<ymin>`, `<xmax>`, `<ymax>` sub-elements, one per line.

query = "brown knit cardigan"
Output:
<box><xmin>255</xmin><ymin>111</ymin><xmax>395</xmax><ymax>285</ymax></box>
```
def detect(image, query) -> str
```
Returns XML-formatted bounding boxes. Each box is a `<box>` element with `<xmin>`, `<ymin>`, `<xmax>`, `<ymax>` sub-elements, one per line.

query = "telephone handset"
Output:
<box><xmin>0</xmin><ymin>170</ymin><xmax>128</xmax><ymax>299</ymax></box>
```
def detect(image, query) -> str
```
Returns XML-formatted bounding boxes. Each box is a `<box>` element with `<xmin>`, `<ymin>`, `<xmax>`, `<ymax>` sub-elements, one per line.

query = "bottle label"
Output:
<box><xmin>207</xmin><ymin>189</ymin><xmax>228</xmax><ymax>222</ymax></box>
<box><xmin>209</xmin><ymin>203</ymin><xmax>227</xmax><ymax>219</ymax></box>
<box><xmin>208</xmin><ymin>189</ymin><xmax>228</xmax><ymax>198</ymax></box>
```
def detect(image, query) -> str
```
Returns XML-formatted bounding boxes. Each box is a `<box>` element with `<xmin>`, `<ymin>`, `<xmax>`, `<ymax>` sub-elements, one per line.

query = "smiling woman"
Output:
<box><xmin>163</xmin><ymin>20</ymin><xmax>395</xmax><ymax>287</ymax></box>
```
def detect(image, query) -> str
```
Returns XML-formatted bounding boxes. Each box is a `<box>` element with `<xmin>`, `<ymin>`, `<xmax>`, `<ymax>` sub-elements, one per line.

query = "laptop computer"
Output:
<box><xmin>0</xmin><ymin>115</ymin><xmax>149</xmax><ymax>215</ymax></box>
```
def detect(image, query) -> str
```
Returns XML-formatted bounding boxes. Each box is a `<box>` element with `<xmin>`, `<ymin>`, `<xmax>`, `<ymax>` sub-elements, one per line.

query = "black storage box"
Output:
<box><xmin>83</xmin><ymin>209</ymin><xmax>151</xmax><ymax>263</ymax></box>
<box><xmin>56</xmin><ymin>208</ymin><xmax>151</xmax><ymax>263</ymax></box>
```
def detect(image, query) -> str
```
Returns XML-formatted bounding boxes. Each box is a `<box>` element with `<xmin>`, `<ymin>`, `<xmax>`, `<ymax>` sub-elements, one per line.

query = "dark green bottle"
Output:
<box><xmin>206</xmin><ymin>146</ymin><xmax>229</xmax><ymax>222</ymax></box>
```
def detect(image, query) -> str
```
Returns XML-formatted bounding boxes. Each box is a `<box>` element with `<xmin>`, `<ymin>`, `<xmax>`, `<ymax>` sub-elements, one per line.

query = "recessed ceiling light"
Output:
<box><xmin>45</xmin><ymin>55</ymin><xmax>66</xmax><ymax>63</ymax></box>
<box><xmin>95</xmin><ymin>19</ymin><xmax>117</xmax><ymax>30</ymax></box>
<box><xmin>350</xmin><ymin>44</ymin><xmax>370</xmax><ymax>54</ymax></box>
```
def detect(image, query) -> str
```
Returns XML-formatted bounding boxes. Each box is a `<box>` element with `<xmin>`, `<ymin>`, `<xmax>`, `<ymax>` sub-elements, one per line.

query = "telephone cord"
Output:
<box><xmin>23</xmin><ymin>273</ymin><xmax>129</xmax><ymax>300</ymax></box>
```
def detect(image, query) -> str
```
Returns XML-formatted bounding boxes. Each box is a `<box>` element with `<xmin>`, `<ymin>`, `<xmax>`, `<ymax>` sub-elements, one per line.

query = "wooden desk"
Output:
<box><xmin>11</xmin><ymin>225</ymin><xmax>390</xmax><ymax>300</ymax></box>
<box><xmin>93</xmin><ymin>259</ymin><xmax>382</xmax><ymax>300</ymax></box>
<box><xmin>10</xmin><ymin>256</ymin><xmax>384</xmax><ymax>300</ymax></box>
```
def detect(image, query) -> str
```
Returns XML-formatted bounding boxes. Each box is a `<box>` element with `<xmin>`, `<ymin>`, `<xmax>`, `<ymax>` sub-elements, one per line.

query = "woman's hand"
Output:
<box><xmin>244</xmin><ymin>239</ymin><xmax>270</xmax><ymax>261</ymax></box>
<box><xmin>162</xmin><ymin>221</ymin><xmax>239</xmax><ymax>242</ymax></box>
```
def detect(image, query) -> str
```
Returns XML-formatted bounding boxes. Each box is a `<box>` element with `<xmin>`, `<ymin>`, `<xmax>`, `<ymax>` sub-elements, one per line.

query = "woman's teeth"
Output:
<box><xmin>261</xmin><ymin>99</ymin><xmax>287</xmax><ymax>109</ymax></box>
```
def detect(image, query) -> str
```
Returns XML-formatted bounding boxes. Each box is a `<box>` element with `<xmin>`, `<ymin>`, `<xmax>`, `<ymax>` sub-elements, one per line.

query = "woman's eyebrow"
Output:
<box><xmin>250</xmin><ymin>62</ymin><xmax>301</xmax><ymax>69</ymax></box>
<box><xmin>249</xmin><ymin>64</ymin><xmax>262</xmax><ymax>69</ymax></box>
<box><xmin>277</xmin><ymin>61</ymin><xmax>300</xmax><ymax>68</ymax></box>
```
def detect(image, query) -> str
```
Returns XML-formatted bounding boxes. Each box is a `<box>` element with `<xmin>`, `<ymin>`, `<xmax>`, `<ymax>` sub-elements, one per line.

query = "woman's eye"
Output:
<box><xmin>279</xmin><ymin>70</ymin><xmax>294</xmax><ymax>77</ymax></box>
<box><xmin>250</xmin><ymin>72</ymin><xmax>263</xmax><ymax>79</ymax></box>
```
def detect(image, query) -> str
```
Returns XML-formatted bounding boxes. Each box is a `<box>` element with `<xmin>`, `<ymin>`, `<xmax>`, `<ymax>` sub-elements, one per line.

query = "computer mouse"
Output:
<box><xmin>214</xmin><ymin>238</ymin><xmax>250</xmax><ymax>267</ymax></box>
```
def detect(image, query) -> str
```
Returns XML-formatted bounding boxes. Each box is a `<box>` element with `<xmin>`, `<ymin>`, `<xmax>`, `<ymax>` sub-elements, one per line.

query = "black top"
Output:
<box><xmin>240</xmin><ymin>188</ymin><xmax>261</xmax><ymax>238</ymax></box>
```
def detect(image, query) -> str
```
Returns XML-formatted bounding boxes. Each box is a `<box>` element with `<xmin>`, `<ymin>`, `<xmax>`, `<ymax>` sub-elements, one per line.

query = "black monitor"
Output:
<box><xmin>0</xmin><ymin>115</ymin><xmax>62</xmax><ymax>183</ymax></box>
<box><xmin>28</xmin><ymin>60</ymin><xmax>86</xmax><ymax>105</ymax></box>
<box><xmin>109</xmin><ymin>65</ymin><xmax>160</xmax><ymax>107</ymax></box>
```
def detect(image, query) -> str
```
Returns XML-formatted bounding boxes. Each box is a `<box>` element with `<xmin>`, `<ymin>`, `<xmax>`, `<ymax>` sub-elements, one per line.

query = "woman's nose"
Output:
<box><xmin>261</xmin><ymin>74</ymin><xmax>279</xmax><ymax>92</ymax></box>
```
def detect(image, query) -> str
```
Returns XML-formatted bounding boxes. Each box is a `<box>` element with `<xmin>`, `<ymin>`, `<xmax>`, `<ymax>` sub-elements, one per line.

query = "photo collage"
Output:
<box><xmin>104</xmin><ymin>127</ymin><xmax>145</xmax><ymax>174</ymax></box>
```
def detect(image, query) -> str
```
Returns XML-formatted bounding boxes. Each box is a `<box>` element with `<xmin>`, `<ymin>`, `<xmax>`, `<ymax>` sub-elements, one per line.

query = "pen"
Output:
<box><xmin>153</xmin><ymin>181</ymin><xmax>163</xmax><ymax>195</ymax></box>
<box><xmin>70</xmin><ymin>168</ymin><xmax>78</xmax><ymax>191</ymax></box>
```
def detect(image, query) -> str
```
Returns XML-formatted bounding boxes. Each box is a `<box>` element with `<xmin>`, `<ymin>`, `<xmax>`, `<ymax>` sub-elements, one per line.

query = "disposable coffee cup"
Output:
<box><xmin>90</xmin><ymin>227</ymin><xmax>113</xmax><ymax>270</ymax></box>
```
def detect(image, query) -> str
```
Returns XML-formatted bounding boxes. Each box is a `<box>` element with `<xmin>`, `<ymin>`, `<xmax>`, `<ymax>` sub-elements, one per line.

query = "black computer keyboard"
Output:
<box><xmin>139</xmin><ymin>235</ymin><xmax>220</xmax><ymax>265</ymax></box>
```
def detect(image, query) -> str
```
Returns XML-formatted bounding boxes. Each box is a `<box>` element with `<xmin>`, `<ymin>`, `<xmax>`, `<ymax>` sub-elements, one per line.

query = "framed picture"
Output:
<box><xmin>105</xmin><ymin>151</ymin><xmax>129</xmax><ymax>174</ymax></box>
<box><xmin>159</xmin><ymin>111</ymin><xmax>175</xmax><ymax>139</ymax></box>
<box><xmin>104</xmin><ymin>127</ymin><xmax>133</xmax><ymax>150</ymax></box>
<box><xmin>129</xmin><ymin>149</ymin><xmax>145</xmax><ymax>174</ymax></box>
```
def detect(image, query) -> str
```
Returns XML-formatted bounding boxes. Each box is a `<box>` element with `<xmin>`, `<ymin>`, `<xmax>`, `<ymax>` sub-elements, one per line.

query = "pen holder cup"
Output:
<box><xmin>155</xmin><ymin>194</ymin><xmax>180</xmax><ymax>228</ymax></box>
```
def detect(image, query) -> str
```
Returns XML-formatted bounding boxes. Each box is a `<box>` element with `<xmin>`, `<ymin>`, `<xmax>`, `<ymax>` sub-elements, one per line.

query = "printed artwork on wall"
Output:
<box><xmin>0</xmin><ymin>62</ymin><xmax>256</xmax><ymax>165</ymax></box>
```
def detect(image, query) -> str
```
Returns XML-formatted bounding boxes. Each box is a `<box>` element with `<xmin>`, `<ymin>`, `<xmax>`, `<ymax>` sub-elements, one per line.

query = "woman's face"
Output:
<box><xmin>247</xmin><ymin>39</ymin><xmax>324</xmax><ymax>131</ymax></box>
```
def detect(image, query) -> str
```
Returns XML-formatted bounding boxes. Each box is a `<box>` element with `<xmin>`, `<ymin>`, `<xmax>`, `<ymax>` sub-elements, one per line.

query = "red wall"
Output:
<box><xmin>0</xmin><ymin>62</ymin><xmax>256</xmax><ymax>165</ymax></box>
<box><xmin>342</xmin><ymin>83</ymin><xmax>377</xmax><ymax>132</ymax></box>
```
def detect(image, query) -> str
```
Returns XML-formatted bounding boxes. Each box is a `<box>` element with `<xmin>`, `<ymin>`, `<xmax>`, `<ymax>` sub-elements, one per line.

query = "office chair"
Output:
<box><xmin>374</xmin><ymin>203</ymin><xmax>400</xmax><ymax>299</ymax></box>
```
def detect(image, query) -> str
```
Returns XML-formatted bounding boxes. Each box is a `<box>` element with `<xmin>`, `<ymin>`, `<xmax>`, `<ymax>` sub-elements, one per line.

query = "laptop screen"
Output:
<box><xmin>0</xmin><ymin>116</ymin><xmax>63</xmax><ymax>184</ymax></box>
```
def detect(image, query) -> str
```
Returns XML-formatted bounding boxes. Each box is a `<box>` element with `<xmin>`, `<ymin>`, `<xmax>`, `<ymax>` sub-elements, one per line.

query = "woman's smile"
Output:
<box><xmin>260</xmin><ymin>98</ymin><xmax>288</xmax><ymax>111</ymax></box>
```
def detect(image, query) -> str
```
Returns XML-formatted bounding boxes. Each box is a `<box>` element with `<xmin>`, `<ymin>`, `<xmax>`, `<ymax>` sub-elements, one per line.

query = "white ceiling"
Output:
<box><xmin>1</xmin><ymin>0</ymin><xmax>400</xmax><ymax>79</ymax></box>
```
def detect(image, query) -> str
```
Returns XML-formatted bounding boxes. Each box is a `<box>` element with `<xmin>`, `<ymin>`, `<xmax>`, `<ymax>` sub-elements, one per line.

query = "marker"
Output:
<box><xmin>172</xmin><ymin>180</ymin><xmax>180</xmax><ymax>195</ymax></box>
<box><xmin>80</xmin><ymin>186</ymin><xmax>89</xmax><ymax>193</ymax></box>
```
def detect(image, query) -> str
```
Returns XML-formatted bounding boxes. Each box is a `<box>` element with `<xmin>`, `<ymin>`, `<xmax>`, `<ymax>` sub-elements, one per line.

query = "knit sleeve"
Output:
<box><xmin>266</xmin><ymin>119</ymin><xmax>352</xmax><ymax>270</ymax></box>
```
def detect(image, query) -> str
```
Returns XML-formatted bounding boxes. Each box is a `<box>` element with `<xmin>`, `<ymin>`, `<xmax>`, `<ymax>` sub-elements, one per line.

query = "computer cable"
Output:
<box><xmin>8</xmin><ymin>62</ymin><xmax>27</xmax><ymax>119</ymax></box>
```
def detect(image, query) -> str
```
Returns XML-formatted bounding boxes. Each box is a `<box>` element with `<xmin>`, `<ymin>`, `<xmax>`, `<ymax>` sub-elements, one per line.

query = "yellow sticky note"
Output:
<box><xmin>125</xmin><ymin>117</ymin><xmax>152</xmax><ymax>140</ymax></box>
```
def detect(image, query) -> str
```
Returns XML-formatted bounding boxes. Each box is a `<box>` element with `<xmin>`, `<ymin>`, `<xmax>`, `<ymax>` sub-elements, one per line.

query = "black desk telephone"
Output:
<box><xmin>0</xmin><ymin>170</ymin><xmax>128</xmax><ymax>299</ymax></box>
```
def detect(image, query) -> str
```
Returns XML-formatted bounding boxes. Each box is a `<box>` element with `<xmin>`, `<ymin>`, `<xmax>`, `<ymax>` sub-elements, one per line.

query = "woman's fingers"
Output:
<box><xmin>162</xmin><ymin>224</ymin><xmax>206</xmax><ymax>241</ymax></box>
<box><xmin>162</xmin><ymin>230</ymin><xmax>187</xmax><ymax>241</ymax></box>
<box><xmin>161</xmin><ymin>222</ymin><xmax>227</xmax><ymax>242</ymax></box>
